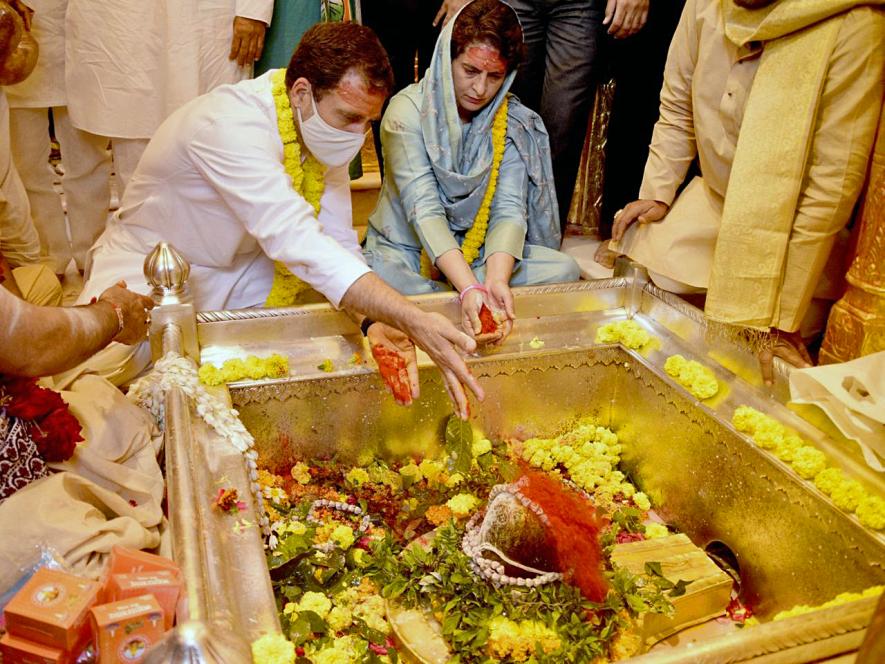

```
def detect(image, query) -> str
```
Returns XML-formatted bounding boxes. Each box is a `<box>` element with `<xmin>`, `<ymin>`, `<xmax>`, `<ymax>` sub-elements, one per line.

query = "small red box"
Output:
<box><xmin>106</xmin><ymin>546</ymin><xmax>180</xmax><ymax>578</ymax></box>
<box><xmin>105</xmin><ymin>570</ymin><xmax>181</xmax><ymax>630</ymax></box>
<box><xmin>0</xmin><ymin>632</ymin><xmax>71</xmax><ymax>664</ymax></box>
<box><xmin>3</xmin><ymin>568</ymin><xmax>99</xmax><ymax>653</ymax></box>
<box><xmin>90</xmin><ymin>595</ymin><xmax>164</xmax><ymax>664</ymax></box>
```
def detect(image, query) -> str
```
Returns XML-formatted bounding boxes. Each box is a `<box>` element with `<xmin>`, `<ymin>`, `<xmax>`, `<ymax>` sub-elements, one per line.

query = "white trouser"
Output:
<box><xmin>111</xmin><ymin>138</ymin><xmax>150</xmax><ymax>196</ymax></box>
<box><xmin>9</xmin><ymin>106</ymin><xmax>113</xmax><ymax>273</ymax></box>
<box><xmin>0</xmin><ymin>92</ymin><xmax>41</xmax><ymax>267</ymax></box>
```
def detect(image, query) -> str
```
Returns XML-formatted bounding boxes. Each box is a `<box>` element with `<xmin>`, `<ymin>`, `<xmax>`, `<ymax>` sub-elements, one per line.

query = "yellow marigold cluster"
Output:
<box><xmin>528</xmin><ymin>336</ymin><xmax>545</xmax><ymax>349</ymax></box>
<box><xmin>856</xmin><ymin>495</ymin><xmax>885</xmax><ymax>530</ymax></box>
<box><xmin>418</xmin><ymin>458</ymin><xmax>446</xmax><ymax>484</ymax></box>
<box><xmin>345</xmin><ymin>467</ymin><xmax>370</xmax><ymax>487</ymax></box>
<box><xmin>733</xmin><ymin>406</ymin><xmax>885</xmax><ymax>530</ymax></box>
<box><xmin>595</xmin><ymin>319</ymin><xmax>652</xmax><ymax>349</ymax></box>
<box><xmin>290</xmin><ymin>462</ymin><xmax>311</xmax><ymax>485</ymax></box>
<box><xmin>487</xmin><ymin>616</ymin><xmax>561</xmax><ymax>662</ymax></box>
<box><xmin>644</xmin><ymin>522</ymin><xmax>669</xmax><ymax>539</ymax></box>
<box><xmin>664</xmin><ymin>354</ymin><xmax>719</xmax><ymax>400</ymax></box>
<box><xmin>327</xmin><ymin>605</ymin><xmax>353</xmax><ymax>632</ymax></box>
<box><xmin>330</xmin><ymin>524</ymin><xmax>355</xmax><ymax>550</ymax></box>
<box><xmin>251</xmin><ymin>633</ymin><xmax>295</xmax><ymax>664</ymax></box>
<box><xmin>258</xmin><ymin>469</ymin><xmax>289</xmax><ymax>521</ymax></box>
<box><xmin>773</xmin><ymin>586</ymin><xmax>883</xmax><ymax>622</ymax></box>
<box><xmin>446</xmin><ymin>493</ymin><xmax>480</xmax><ymax>517</ymax></box>
<box><xmin>790</xmin><ymin>446</ymin><xmax>827</xmax><ymax>480</ymax></box>
<box><xmin>472</xmin><ymin>437</ymin><xmax>492</xmax><ymax>457</ymax></box>
<box><xmin>308</xmin><ymin>635</ymin><xmax>361</xmax><ymax>664</ymax></box>
<box><xmin>399</xmin><ymin>463</ymin><xmax>421</xmax><ymax>482</ymax></box>
<box><xmin>521</xmin><ymin>420</ymin><xmax>640</xmax><ymax>503</ymax></box>
<box><xmin>446</xmin><ymin>472</ymin><xmax>464</xmax><ymax>488</ymax></box>
<box><xmin>296</xmin><ymin>591</ymin><xmax>332</xmax><ymax>618</ymax></box>
<box><xmin>199</xmin><ymin>354</ymin><xmax>290</xmax><ymax>386</ymax></box>
<box><xmin>265</xmin><ymin>68</ymin><xmax>326</xmax><ymax>307</ymax></box>
<box><xmin>317</xmin><ymin>359</ymin><xmax>335</xmax><ymax>373</ymax></box>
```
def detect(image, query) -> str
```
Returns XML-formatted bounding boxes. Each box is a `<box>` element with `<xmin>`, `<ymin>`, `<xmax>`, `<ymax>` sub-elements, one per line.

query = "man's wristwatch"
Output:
<box><xmin>360</xmin><ymin>317</ymin><xmax>375</xmax><ymax>337</ymax></box>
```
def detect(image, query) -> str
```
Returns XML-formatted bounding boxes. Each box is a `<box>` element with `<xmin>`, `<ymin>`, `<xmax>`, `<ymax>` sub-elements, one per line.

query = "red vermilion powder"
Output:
<box><xmin>478</xmin><ymin>304</ymin><xmax>499</xmax><ymax>335</ymax></box>
<box><xmin>517</xmin><ymin>467</ymin><xmax>608</xmax><ymax>602</ymax></box>
<box><xmin>371</xmin><ymin>345</ymin><xmax>413</xmax><ymax>404</ymax></box>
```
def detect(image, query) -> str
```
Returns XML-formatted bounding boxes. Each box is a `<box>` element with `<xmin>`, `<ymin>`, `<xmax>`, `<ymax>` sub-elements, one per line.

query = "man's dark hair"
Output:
<box><xmin>451</xmin><ymin>0</ymin><xmax>525</xmax><ymax>72</ymax></box>
<box><xmin>286</xmin><ymin>22</ymin><xmax>394</xmax><ymax>99</ymax></box>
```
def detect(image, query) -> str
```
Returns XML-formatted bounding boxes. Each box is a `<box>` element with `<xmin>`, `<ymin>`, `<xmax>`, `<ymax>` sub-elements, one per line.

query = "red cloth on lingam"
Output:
<box><xmin>517</xmin><ymin>467</ymin><xmax>608</xmax><ymax>602</ymax></box>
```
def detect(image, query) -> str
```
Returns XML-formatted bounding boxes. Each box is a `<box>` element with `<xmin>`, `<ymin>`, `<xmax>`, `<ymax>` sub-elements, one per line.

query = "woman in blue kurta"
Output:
<box><xmin>363</xmin><ymin>0</ymin><xmax>579</xmax><ymax>342</ymax></box>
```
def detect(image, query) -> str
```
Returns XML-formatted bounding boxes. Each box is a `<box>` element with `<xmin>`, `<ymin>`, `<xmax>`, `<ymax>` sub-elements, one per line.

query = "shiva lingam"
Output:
<box><xmin>461</xmin><ymin>477</ymin><xmax>566</xmax><ymax>589</ymax></box>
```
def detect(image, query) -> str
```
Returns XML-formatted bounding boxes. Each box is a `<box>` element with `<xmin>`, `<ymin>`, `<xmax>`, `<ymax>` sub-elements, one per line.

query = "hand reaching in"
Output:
<box><xmin>230</xmin><ymin>16</ymin><xmax>266</xmax><ymax>67</ymax></box>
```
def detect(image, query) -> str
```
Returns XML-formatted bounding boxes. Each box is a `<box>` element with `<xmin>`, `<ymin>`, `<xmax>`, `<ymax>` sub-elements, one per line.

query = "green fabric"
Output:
<box><xmin>256</xmin><ymin>0</ymin><xmax>363</xmax><ymax>178</ymax></box>
<box><xmin>255</xmin><ymin>0</ymin><xmax>320</xmax><ymax>75</ymax></box>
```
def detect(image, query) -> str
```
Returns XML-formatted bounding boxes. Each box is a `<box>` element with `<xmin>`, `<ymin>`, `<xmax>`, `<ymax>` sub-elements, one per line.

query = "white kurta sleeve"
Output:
<box><xmin>186</xmin><ymin>116</ymin><xmax>370</xmax><ymax>307</ymax></box>
<box><xmin>318</xmin><ymin>164</ymin><xmax>365</xmax><ymax>262</ymax></box>
<box><xmin>235</xmin><ymin>0</ymin><xmax>274</xmax><ymax>24</ymax></box>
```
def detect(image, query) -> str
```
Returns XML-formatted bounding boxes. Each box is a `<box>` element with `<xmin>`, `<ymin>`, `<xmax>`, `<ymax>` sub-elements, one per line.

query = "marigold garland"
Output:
<box><xmin>265</xmin><ymin>68</ymin><xmax>326</xmax><ymax>307</ymax></box>
<box><xmin>420</xmin><ymin>96</ymin><xmax>510</xmax><ymax>279</ymax></box>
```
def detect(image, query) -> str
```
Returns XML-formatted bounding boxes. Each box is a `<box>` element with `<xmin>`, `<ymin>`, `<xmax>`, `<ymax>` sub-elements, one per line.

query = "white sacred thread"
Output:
<box><xmin>127</xmin><ymin>352</ymin><xmax>271</xmax><ymax>536</ymax></box>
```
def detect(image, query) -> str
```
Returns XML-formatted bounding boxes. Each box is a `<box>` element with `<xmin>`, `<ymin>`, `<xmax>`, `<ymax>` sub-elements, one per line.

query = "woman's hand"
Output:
<box><xmin>483</xmin><ymin>279</ymin><xmax>514</xmax><ymax>343</ymax></box>
<box><xmin>367</xmin><ymin>321</ymin><xmax>420</xmax><ymax>405</ymax></box>
<box><xmin>460</xmin><ymin>285</ymin><xmax>509</xmax><ymax>345</ymax></box>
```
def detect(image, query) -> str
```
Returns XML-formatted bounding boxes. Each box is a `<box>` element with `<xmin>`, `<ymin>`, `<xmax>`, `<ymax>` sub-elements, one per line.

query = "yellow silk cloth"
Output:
<box><xmin>705</xmin><ymin>0</ymin><xmax>882</xmax><ymax>330</ymax></box>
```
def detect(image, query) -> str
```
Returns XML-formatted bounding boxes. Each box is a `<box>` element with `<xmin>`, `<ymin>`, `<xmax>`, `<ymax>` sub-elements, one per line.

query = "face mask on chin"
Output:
<box><xmin>296</xmin><ymin>93</ymin><xmax>366</xmax><ymax>168</ymax></box>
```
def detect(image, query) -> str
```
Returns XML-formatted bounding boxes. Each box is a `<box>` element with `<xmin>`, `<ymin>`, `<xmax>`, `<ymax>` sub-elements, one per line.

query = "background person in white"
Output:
<box><xmin>75</xmin><ymin>23</ymin><xmax>482</xmax><ymax>418</ymax></box>
<box><xmin>64</xmin><ymin>0</ymin><xmax>272</xmax><ymax>192</ymax></box>
<box><xmin>7</xmin><ymin>0</ymin><xmax>113</xmax><ymax>278</ymax></box>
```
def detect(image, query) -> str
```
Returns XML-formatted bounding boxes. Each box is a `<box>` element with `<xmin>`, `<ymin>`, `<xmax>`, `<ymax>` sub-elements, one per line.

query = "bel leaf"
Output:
<box><xmin>644</xmin><ymin>561</ymin><xmax>663</xmax><ymax>578</ymax></box>
<box><xmin>669</xmin><ymin>579</ymin><xmax>691</xmax><ymax>597</ymax></box>
<box><xmin>445</xmin><ymin>416</ymin><xmax>474</xmax><ymax>474</ymax></box>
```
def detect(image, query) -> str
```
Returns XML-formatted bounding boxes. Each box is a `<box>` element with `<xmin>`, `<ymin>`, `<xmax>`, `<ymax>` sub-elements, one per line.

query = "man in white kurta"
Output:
<box><xmin>80</xmin><ymin>71</ymin><xmax>367</xmax><ymax>312</ymax></box>
<box><xmin>7</xmin><ymin>0</ymin><xmax>112</xmax><ymax>276</ymax></box>
<box><xmin>64</xmin><ymin>0</ymin><xmax>273</xmax><ymax>191</ymax></box>
<box><xmin>74</xmin><ymin>71</ymin><xmax>366</xmax><ymax>385</ymax></box>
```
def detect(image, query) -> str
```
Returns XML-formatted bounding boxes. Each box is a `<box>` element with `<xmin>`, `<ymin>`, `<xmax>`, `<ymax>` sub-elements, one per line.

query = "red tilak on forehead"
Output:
<box><xmin>335</xmin><ymin>74</ymin><xmax>385</xmax><ymax>116</ymax></box>
<box><xmin>464</xmin><ymin>44</ymin><xmax>506</xmax><ymax>75</ymax></box>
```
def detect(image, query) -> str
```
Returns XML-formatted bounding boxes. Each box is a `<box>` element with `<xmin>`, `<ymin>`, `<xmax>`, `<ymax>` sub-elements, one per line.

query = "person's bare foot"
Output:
<box><xmin>594</xmin><ymin>241</ymin><xmax>619</xmax><ymax>269</ymax></box>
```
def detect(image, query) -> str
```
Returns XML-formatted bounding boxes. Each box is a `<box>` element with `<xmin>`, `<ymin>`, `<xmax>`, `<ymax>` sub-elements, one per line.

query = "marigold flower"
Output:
<box><xmin>250</xmin><ymin>633</ymin><xmax>295</xmax><ymax>664</ymax></box>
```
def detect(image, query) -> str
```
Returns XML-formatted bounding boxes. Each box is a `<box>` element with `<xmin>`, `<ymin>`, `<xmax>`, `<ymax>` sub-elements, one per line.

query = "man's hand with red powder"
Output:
<box><xmin>367</xmin><ymin>322</ymin><xmax>420</xmax><ymax>405</ymax></box>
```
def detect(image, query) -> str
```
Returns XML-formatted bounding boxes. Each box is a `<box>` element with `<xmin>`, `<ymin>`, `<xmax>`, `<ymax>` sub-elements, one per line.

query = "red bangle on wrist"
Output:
<box><xmin>458</xmin><ymin>283</ymin><xmax>487</xmax><ymax>303</ymax></box>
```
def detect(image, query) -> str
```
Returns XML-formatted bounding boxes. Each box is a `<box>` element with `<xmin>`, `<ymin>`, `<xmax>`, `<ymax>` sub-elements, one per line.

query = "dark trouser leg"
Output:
<box><xmin>362</xmin><ymin>0</ymin><xmax>439</xmax><ymax>171</ymax></box>
<box><xmin>541</xmin><ymin>0</ymin><xmax>604</xmax><ymax>230</ymax></box>
<box><xmin>509</xmin><ymin>0</ymin><xmax>548</xmax><ymax>114</ymax></box>
<box><xmin>600</xmin><ymin>0</ymin><xmax>686</xmax><ymax>238</ymax></box>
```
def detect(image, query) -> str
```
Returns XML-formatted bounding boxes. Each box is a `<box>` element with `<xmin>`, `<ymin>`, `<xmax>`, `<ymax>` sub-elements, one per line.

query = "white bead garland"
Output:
<box><xmin>128</xmin><ymin>352</ymin><xmax>271</xmax><ymax>536</ymax></box>
<box><xmin>461</xmin><ymin>481</ymin><xmax>563</xmax><ymax>589</ymax></box>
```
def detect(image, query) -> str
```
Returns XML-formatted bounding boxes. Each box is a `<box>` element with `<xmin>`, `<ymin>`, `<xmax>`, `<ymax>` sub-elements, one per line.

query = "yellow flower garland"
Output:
<box><xmin>265</xmin><ymin>68</ymin><xmax>326</xmax><ymax>307</ymax></box>
<box><xmin>420</xmin><ymin>95</ymin><xmax>510</xmax><ymax>279</ymax></box>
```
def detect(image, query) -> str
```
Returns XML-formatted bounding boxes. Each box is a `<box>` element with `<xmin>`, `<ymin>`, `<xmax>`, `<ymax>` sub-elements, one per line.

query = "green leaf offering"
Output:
<box><xmin>445</xmin><ymin>415</ymin><xmax>474</xmax><ymax>474</ymax></box>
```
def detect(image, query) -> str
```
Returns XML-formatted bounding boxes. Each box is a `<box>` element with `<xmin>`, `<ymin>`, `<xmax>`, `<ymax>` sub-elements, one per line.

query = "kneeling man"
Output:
<box><xmin>77</xmin><ymin>23</ymin><xmax>482</xmax><ymax>416</ymax></box>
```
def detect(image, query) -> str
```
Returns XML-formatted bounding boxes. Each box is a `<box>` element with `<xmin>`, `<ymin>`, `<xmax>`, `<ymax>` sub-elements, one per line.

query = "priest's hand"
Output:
<box><xmin>604</xmin><ymin>0</ymin><xmax>649</xmax><ymax>39</ymax></box>
<box><xmin>230</xmin><ymin>17</ymin><xmax>266</xmax><ymax>67</ymax></box>
<box><xmin>611</xmin><ymin>199</ymin><xmax>669</xmax><ymax>242</ymax></box>
<box><xmin>366</xmin><ymin>321</ymin><xmax>420</xmax><ymax>406</ymax></box>
<box><xmin>433</xmin><ymin>0</ymin><xmax>470</xmax><ymax>27</ymax></box>
<box><xmin>96</xmin><ymin>281</ymin><xmax>156</xmax><ymax>345</ymax></box>
<box><xmin>758</xmin><ymin>328</ymin><xmax>813</xmax><ymax>386</ymax></box>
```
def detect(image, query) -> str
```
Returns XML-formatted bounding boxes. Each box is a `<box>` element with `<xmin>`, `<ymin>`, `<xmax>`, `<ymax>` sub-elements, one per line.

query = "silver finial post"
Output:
<box><xmin>144</xmin><ymin>242</ymin><xmax>192</xmax><ymax>306</ymax></box>
<box><xmin>144</xmin><ymin>242</ymin><xmax>199</xmax><ymax>361</ymax></box>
